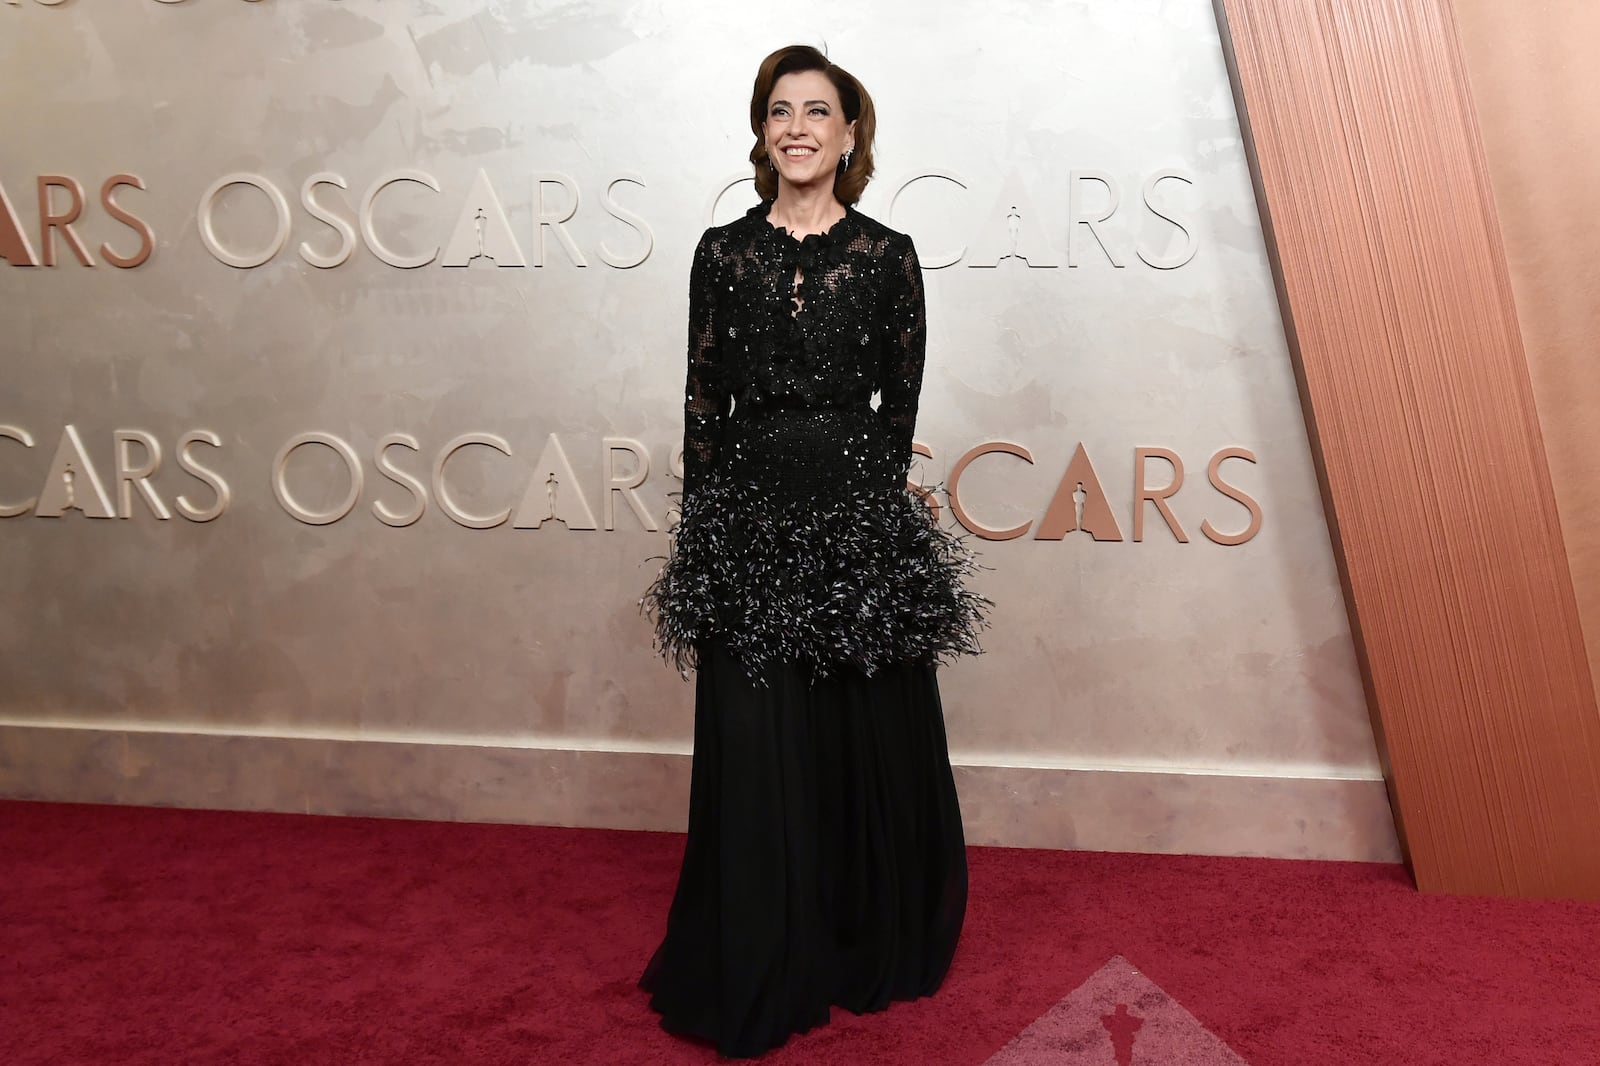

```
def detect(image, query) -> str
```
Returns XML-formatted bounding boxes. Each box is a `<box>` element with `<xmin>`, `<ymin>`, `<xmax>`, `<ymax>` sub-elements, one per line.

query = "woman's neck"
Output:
<box><xmin>768</xmin><ymin>185</ymin><xmax>846</xmax><ymax>238</ymax></box>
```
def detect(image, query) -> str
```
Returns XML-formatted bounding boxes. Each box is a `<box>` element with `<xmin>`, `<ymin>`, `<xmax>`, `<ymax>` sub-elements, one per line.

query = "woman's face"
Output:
<box><xmin>763</xmin><ymin>70</ymin><xmax>856</xmax><ymax>195</ymax></box>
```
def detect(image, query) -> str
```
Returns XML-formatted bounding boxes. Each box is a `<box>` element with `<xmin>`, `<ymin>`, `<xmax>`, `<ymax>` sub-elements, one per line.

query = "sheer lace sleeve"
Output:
<box><xmin>682</xmin><ymin>230</ymin><xmax>728</xmax><ymax>500</ymax></box>
<box><xmin>878</xmin><ymin>235</ymin><xmax>927</xmax><ymax>478</ymax></box>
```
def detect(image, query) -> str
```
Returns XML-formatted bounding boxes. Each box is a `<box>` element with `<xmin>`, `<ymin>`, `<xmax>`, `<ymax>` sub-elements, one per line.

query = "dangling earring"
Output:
<box><xmin>839</xmin><ymin>147</ymin><xmax>853</xmax><ymax>170</ymax></box>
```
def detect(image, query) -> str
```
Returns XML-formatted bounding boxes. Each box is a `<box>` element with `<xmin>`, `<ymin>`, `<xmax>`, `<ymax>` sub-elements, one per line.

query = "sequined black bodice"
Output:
<box><xmin>646</xmin><ymin>201</ymin><xmax>984</xmax><ymax>678</ymax></box>
<box><xmin>682</xmin><ymin>202</ymin><xmax>926</xmax><ymax>500</ymax></box>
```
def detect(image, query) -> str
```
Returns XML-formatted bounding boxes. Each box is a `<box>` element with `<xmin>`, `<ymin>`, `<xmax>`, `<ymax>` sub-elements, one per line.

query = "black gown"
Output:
<box><xmin>640</xmin><ymin>201</ymin><xmax>988</xmax><ymax>1058</ymax></box>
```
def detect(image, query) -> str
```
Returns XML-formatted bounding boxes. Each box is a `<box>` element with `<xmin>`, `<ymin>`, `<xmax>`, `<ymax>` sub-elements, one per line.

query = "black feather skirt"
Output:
<box><xmin>643</xmin><ymin>471</ymin><xmax>989</xmax><ymax>681</ymax></box>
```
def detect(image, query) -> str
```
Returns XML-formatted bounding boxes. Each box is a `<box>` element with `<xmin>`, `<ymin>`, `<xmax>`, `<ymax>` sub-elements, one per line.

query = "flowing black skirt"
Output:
<box><xmin>639</xmin><ymin>642</ymin><xmax>968</xmax><ymax>1058</ymax></box>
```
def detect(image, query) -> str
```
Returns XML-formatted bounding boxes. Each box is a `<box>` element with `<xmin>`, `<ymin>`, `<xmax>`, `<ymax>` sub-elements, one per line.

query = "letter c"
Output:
<box><xmin>434</xmin><ymin>433</ymin><xmax>512</xmax><ymax>529</ymax></box>
<box><xmin>947</xmin><ymin>441</ymin><xmax>1035</xmax><ymax>541</ymax></box>
<box><xmin>361</xmin><ymin>170</ymin><xmax>441</xmax><ymax>269</ymax></box>
<box><xmin>0</xmin><ymin>425</ymin><xmax>37</xmax><ymax>517</ymax></box>
<box><xmin>888</xmin><ymin>172</ymin><xmax>967</xmax><ymax>269</ymax></box>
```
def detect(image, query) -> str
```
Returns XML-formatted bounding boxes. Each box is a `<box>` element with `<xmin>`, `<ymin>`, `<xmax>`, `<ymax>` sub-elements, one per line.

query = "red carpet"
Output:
<box><xmin>2</xmin><ymin>801</ymin><xmax>1597</xmax><ymax>1064</ymax></box>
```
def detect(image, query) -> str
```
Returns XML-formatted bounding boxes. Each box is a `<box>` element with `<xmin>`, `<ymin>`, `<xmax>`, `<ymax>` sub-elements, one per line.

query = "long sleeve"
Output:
<box><xmin>682</xmin><ymin>230</ymin><xmax>728</xmax><ymax>501</ymax></box>
<box><xmin>878</xmin><ymin>236</ymin><xmax>927</xmax><ymax>478</ymax></box>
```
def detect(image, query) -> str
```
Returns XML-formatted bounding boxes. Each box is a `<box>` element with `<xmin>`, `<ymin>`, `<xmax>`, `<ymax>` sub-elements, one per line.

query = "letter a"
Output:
<box><xmin>440</xmin><ymin>169</ymin><xmax>527</xmax><ymax>268</ymax></box>
<box><xmin>0</xmin><ymin>181</ymin><xmax>40</xmax><ymax>267</ymax></box>
<box><xmin>1035</xmin><ymin>442</ymin><xmax>1123</xmax><ymax>541</ymax></box>
<box><xmin>36</xmin><ymin>425</ymin><xmax>115</xmax><ymax>518</ymax></box>
<box><xmin>513</xmin><ymin>434</ymin><xmax>597</xmax><ymax>530</ymax></box>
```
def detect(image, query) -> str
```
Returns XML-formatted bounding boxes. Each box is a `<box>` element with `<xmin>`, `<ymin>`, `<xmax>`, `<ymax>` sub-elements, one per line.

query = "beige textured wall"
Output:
<box><xmin>0</xmin><ymin>0</ymin><xmax>1396</xmax><ymax>861</ymax></box>
<box><xmin>1453</xmin><ymin>1</ymin><xmax>1600</xmax><ymax>706</ymax></box>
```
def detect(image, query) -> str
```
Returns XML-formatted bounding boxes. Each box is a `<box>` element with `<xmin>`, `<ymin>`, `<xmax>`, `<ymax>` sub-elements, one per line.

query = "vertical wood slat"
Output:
<box><xmin>1213</xmin><ymin>0</ymin><xmax>1600</xmax><ymax>897</ymax></box>
<box><xmin>1450</xmin><ymin>0</ymin><xmax>1600</xmax><ymax>770</ymax></box>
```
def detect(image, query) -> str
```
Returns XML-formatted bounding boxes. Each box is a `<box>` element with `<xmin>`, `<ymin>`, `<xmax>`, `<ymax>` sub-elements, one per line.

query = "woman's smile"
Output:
<box><xmin>764</xmin><ymin>69</ymin><xmax>855</xmax><ymax>192</ymax></box>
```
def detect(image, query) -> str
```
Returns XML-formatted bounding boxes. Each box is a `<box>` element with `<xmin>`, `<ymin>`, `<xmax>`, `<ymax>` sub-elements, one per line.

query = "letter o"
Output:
<box><xmin>273</xmin><ymin>432</ymin><xmax>363</xmax><ymax>525</ymax></box>
<box><xmin>197</xmin><ymin>173</ymin><xmax>291</xmax><ymax>269</ymax></box>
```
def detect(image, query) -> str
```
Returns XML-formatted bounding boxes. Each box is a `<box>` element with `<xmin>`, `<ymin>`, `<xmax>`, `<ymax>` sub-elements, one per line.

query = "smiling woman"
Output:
<box><xmin>636</xmin><ymin>44</ymin><xmax>987</xmax><ymax>1058</ymax></box>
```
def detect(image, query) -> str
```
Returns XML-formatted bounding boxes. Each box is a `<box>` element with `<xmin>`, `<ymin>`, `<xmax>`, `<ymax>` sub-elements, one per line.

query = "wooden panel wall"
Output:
<box><xmin>1212</xmin><ymin>0</ymin><xmax>1600</xmax><ymax>897</ymax></box>
<box><xmin>1451</xmin><ymin>0</ymin><xmax>1600</xmax><ymax>733</ymax></box>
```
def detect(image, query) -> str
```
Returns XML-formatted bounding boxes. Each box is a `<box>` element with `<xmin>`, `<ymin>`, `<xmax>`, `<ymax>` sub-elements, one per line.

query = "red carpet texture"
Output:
<box><xmin>2</xmin><ymin>801</ymin><xmax>1598</xmax><ymax>1064</ymax></box>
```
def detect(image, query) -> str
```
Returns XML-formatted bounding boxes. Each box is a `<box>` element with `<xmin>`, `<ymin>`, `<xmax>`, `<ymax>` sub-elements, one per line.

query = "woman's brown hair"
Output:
<box><xmin>748</xmin><ymin>45</ymin><xmax>876</xmax><ymax>206</ymax></box>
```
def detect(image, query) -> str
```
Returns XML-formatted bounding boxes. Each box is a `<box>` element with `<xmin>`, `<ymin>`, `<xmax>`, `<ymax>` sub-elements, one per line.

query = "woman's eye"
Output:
<box><xmin>809</xmin><ymin>107</ymin><xmax>828</xmax><ymax>117</ymax></box>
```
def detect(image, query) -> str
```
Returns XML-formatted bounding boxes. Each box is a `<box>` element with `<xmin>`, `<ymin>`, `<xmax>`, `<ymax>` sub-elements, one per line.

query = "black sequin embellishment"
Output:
<box><xmin>646</xmin><ymin>201</ymin><xmax>990</xmax><ymax>680</ymax></box>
